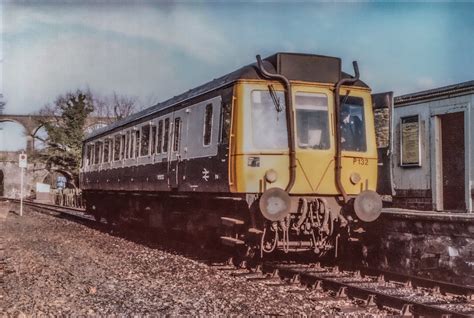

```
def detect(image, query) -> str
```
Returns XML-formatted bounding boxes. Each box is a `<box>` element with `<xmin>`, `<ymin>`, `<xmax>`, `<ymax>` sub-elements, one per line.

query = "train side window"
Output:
<box><xmin>86</xmin><ymin>144</ymin><xmax>93</xmax><ymax>166</ymax></box>
<box><xmin>173</xmin><ymin>117</ymin><xmax>181</xmax><ymax>152</ymax></box>
<box><xmin>150</xmin><ymin>125</ymin><xmax>157</xmax><ymax>155</ymax></box>
<box><xmin>103</xmin><ymin>139</ymin><xmax>110</xmax><ymax>163</ymax></box>
<box><xmin>125</xmin><ymin>131</ymin><xmax>130</xmax><ymax>159</ymax></box>
<box><xmin>163</xmin><ymin>118</ymin><xmax>170</xmax><ymax>153</ymax></box>
<box><xmin>203</xmin><ymin>104</ymin><xmax>213</xmax><ymax>146</ymax></box>
<box><xmin>140</xmin><ymin>125</ymin><xmax>150</xmax><ymax>157</ymax></box>
<box><xmin>157</xmin><ymin>120</ymin><xmax>163</xmax><ymax>154</ymax></box>
<box><xmin>340</xmin><ymin>96</ymin><xmax>366</xmax><ymax>152</ymax></box>
<box><xmin>94</xmin><ymin>141</ymin><xmax>102</xmax><ymax>165</ymax></box>
<box><xmin>219</xmin><ymin>102</ymin><xmax>231</xmax><ymax>144</ymax></box>
<box><xmin>134</xmin><ymin>130</ymin><xmax>140</xmax><ymax>158</ymax></box>
<box><xmin>114</xmin><ymin>135</ymin><xmax>121</xmax><ymax>161</ymax></box>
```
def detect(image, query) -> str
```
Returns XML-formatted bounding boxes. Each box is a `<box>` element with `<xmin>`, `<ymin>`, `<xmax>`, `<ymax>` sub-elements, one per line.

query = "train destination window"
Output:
<box><xmin>114</xmin><ymin>135</ymin><xmax>121</xmax><ymax>161</ymax></box>
<box><xmin>103</xmin><ymin>139</ymin><xmax>110</xmax><ymax>163</ymax></box>
<box><xmin>295</xmin><ymin>92</ymin><xmax>330</xmax><ymax>149</ymax></box>
<box><xmin>140</xmin><ymin>125</ymin><xmax>150</xmax><ymax>157</ymax></box>
<box><xmin>157</xmin><ymin>120</ymin><xmax>163</xmax><ymax>154</ymax></box>
<box><xmin>134</xmin><ymin>130</ymin><xmax>140</xmax><ymax>158</ymax></box>
<box><xmin>339</xmin><ymin>96</ymin><xmax>366</xmax><ymax>152</ymax></box>
<box><xmin>251</xmin><ymin>89</ymin><xmax>288</xmax><ymax>149</ymax></box>
<box><xmin>203</xmin><ymin>103</ymin><xmax>213</xmax><ymax>146</ymax></box>
<box><xmin>163</xmin><ymin>118</ymin><xmax>170</xmax><ymax>153</ymax></box>
<box><xmin>151</xmin><ymin>125</ymin><xmax>157</xmax><ymax>155</ymax></box>
<box><xmin>173</xmin><ymin>117</ymin><xmax>181</xmax><ymax>152</ymax></box>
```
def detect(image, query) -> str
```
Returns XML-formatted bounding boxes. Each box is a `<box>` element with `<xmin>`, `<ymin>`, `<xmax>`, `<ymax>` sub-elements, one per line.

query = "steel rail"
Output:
<box><xmin>262</xmin><ymin>262</ymin><xmax>473</xmax><ymax>317</ymax></box>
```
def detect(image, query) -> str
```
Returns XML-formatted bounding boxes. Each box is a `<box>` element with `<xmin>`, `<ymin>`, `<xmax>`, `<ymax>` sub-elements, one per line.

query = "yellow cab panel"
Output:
<box><xmin>229</xmin><ymin>80</ymin><xmax>377</xmax><ymax>196</ymax></box>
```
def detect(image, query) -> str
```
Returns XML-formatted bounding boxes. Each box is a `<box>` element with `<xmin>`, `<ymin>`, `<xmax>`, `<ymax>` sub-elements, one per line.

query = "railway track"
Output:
<box><xmin>4</xmin><ymin>198</ymin><xmax>474</xmax><ymax>316</ymax></box>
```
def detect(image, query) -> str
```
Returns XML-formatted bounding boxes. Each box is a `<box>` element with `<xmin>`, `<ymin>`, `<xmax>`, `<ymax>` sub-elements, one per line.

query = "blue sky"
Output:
<box><xmin>1</xmin><ymin>1</ymin><xmax>474</xmax><ymax>150</ymax></box>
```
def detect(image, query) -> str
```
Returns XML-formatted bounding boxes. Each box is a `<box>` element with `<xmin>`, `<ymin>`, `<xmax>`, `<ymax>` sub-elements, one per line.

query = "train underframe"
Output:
<box><xmin>83</xmin><ymin>190</ymin><xmax>369</xmax><ymax>262</ymax></box>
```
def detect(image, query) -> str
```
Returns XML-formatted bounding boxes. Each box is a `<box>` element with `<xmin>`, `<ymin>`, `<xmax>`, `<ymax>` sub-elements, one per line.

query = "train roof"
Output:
<box><xmin>85</xmin><ymin>52</ymin><xmax>369</xmax><ymax>141</ymax></box>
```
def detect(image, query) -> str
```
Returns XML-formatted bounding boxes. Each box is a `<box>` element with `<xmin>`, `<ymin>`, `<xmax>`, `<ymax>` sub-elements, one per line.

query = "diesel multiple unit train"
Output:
<box><xmin>80</xmin><ymin>53</ymin><xmax>391</xmax><ymax>259</ymax></box>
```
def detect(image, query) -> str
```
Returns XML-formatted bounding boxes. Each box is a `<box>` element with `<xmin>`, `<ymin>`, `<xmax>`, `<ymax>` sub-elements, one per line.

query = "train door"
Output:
<box><xmin>372</xmin><ymin>91</ymin><xmax>394</xmax><ymax>195</ymax></box>
<box><xmin>167</xmin><ymin>109</ymin><xmax>188</xmax><ymax>189</ymax></box>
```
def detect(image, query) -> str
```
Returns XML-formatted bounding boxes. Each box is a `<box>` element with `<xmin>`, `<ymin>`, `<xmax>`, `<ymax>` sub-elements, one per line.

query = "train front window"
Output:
<box><xmin>251</xmin><ymin>90</ymin><xmax>287</xmax><ymax>149</ymax></box>
<box><xmin>340</xmin><ymin>96</ymin><xmax>366</xmax><ymax>152</ymax></box>
<box><xmin>295</xmin><ymin>92</ymin><xmax>330</xmax><ymax>150</ymax></box>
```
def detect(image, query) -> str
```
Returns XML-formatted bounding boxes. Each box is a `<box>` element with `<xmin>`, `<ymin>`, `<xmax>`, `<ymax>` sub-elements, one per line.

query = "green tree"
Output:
<box><xmin>37</xmin><ymin>90</ymin><xmax>94</xmax><ymax>186</ymax></box>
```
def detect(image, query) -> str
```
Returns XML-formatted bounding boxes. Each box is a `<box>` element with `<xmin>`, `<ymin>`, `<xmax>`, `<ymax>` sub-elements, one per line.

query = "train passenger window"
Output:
<box><xmin>134</xmin><ymin>130</ymin><xmax>140</xmax><ymax>158</ymax></box>
<box><xmin>125</xmin><ymin>131</ymin><xmax>130</xmax><ymax>159</ymax></box>
<box><xmin>251</xmin><ymin>90</ymin><xmax>288</xmax><ymax>149</ymax></box>
<box><xmin>157</xmin><ymin>120</ymin><xmax>163</xmax><ymax>154</ymax></box>
<box><xmin>151</xmin><ymin>125</ymin><xmax>157</xmax><ymax>155</ymax></box>
<box><xmin>86</xmin><ymin>144</ymin><xmax>93</xmax><ymax>166</ymax></box>
<box><xmin>219</xmin><ymin>102</ymin><xmax>232</xmax><ymax>144</ymax></box>
<box><xmin>340</xmin><ymin>96</ymin><xmax>366</xmax><ymax>152</ymax></box>
<box><xmin>114</xmin><ymin>135</ymin><xmax>121</xmax><ymax>161</ymax></box>
<box><xmin>173</xmin><ymin>117</ymin><xmax>181</xmax><ymax>152</ymax></box>
<box><xmin>163</xmin><ymin>118</ymin><xmax>170</xmax><ymax>153</ymax></box>
<box><xmin>295</xmin><ymin>93</ymin><xmax>330</xmax><ymax>150</ymax></box>
<box><xmin>94</xmin><ymin>141</ymin><xmax>102</xmax><ymax>165</ymax></box>
<box><xmin>203</xmin><ymin>104</ymin><xmax>213</xmax><ymax>146</ymax></box>
<box><xmin>103</xmin><ymin>139</ymin><xmax>110</xmax><ymax>163</ymax></box>
<box><xmin>140</xmin><ymin>125</ymin><xmax>150</xmax><ymax>157</ymax></box>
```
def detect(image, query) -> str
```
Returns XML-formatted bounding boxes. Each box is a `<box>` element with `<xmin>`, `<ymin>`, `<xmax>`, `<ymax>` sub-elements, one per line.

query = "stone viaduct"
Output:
<box><xmin>0</xmin><ymin>113</ymin><xmax>110</xmax><ymax>198</ymax></box>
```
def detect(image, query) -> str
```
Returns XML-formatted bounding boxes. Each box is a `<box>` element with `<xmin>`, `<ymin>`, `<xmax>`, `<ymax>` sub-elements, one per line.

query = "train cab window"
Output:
<box><xmin>150</xmin><ymin>125</ymin><xmax>157</xmax><ymax>155</ymax></box>
<box><xmin>251</xmin><ymin>90</ymin><xmax>288</xmax><ymax>149</ymax></box>
<box><xmin>203</xmin><ymin>104</ymin><xmax>213</xmax><ymax>146</ymax></box>
<box><xmin>140</xmin><ymin>125</ymin><xmax>150</xmax><ymax>157</ymax></box>
<box><xmin>163</xmin><ymin>118</ymin><xmax>170</xmax><ymax>153</ymax></box>
<box><xmin>134</xmin><ymin>130</ymin><xmax>140</xmax><ymax>158</ymax></box>
<box><xmin>157</xmin><ymin>120</ymin><xmax>163</xmax><ymax>154</ymax></box>
<box><xmin>340</xmin><ymin>96</ymin><xmax>366</xmax><ymax>152</ymax></box>
<box><xmin>94</xmin><ymin>141</ymin><xmax>102</xmax><ymax>165</ymax></box>
<box><xmin>295</xmin><ymin>92</ymin><xmax>330</xmax><ymax>150</ymax></box>
<box><xmin>173</xmin><ymin>117</ymin><xmax>181</xmax><ymax>152</ymax></box>
<box><xmin>114</xmin><ymin>135</ymin><xmax>121</xmax><ymax>161</ymax></box>
<box><xmin>103</xmin><ymin>139</ymin><xmax>110</xmax><ymax>163</ymax></box>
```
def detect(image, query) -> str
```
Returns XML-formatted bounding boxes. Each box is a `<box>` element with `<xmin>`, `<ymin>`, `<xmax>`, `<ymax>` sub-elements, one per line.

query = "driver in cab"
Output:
<box><xmin>340</xmin><ymin>105</ymin><xmax>363</xmax><ymax>151</ymax></box>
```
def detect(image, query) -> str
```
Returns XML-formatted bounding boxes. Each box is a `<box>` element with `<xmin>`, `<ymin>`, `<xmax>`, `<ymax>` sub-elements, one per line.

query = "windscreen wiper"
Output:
<box><xmin>268</xmin><ymin>84</ymin><xmax>283</xmax><ymax>112</ymax></box>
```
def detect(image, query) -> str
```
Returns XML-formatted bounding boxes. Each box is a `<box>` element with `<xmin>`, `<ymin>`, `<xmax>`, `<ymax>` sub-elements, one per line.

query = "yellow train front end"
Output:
<box><xmin>227</xmin><ymin>56</ymin><xmax>382</xmax><ymax>257</ymax></box>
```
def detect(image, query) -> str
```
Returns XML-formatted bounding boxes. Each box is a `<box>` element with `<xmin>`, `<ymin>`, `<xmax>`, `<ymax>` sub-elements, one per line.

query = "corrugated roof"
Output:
<box><xmin>395</xmin><ymin>80</ymin><xmax>474</xmax><ymax>106</ymax></box>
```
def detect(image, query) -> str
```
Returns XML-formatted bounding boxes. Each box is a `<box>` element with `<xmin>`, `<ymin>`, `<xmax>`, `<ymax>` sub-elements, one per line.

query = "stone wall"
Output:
<box><xmin>365</xmin><ymin>211</ymin><xmax>474</xmax><ymax>285</ymax></box>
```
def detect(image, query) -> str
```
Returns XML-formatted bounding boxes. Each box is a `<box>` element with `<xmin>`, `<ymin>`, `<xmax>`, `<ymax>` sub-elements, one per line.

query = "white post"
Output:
<box><xmin>20</xmin><ymin>166</ymin><xmax>24</xmax><ymax>216</ymax></box>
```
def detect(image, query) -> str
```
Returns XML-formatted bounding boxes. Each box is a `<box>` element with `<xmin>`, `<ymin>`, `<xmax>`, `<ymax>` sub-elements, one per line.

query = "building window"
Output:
<box><xmin>157</xmin><ymin>120</ymin><xmax>163</xmax><ymax>154</ymax></box>
<box><xmin>125</xmin><ymin>131</ymin><xmax>130</xmax><ymax>159</ymax></box>
<box><xmin>140</xmin><ymin>125</ymin><xmax>150</xmax><ymax>157</ymax></box>
<box><xmin>203</xmin><ymin>103</ymin><xmax>213</xmax><ymax>146</ymax></box>
<box><xmin>400</xmin><ymin>115</ymin><xmax>421</xmax><ymax>166</ymax></box>
<box><xmin>173</xmin><ymin>117</ymin><xmax>181</xmax><ymax>152</ymax></box>
<box><xmin>163</xmin><ymin>118</ymin><xmax>170</xmax><ymax>153</ymax></box>
<box><xmin>86</xmin><ymin>144</ymin><xmax>93</xmax><ymax>166</ymax></box>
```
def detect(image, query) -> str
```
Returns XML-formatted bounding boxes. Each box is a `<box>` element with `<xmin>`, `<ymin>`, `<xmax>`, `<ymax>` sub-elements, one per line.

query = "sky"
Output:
<box><xmin>1</xmin><ymin>1</ymin><xmax>474</xmax><ymax>150</ymax></box>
